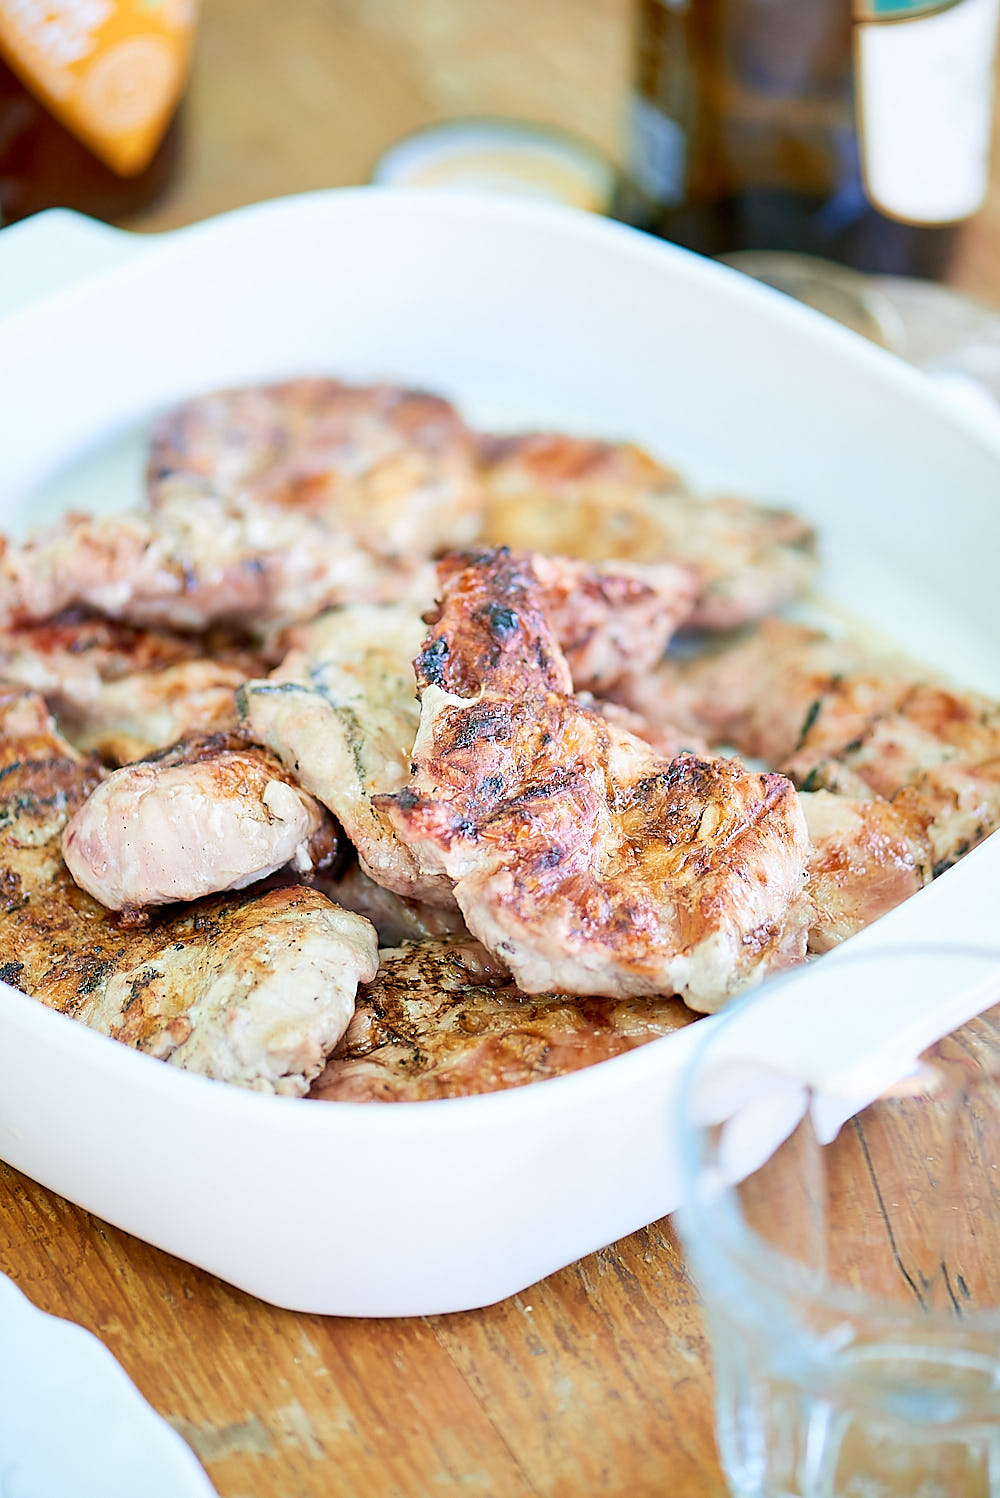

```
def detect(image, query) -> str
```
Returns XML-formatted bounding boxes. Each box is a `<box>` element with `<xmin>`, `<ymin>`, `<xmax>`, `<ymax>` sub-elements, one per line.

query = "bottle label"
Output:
<box><xmin>0</xmin><ymin>0</ymin><xmax>196</xmax><ymax>176</ymax></box>
<box><xmin>854</xmin><ymin>0</ymin><xmax>1000</xmax><ymax>223</ymax></box>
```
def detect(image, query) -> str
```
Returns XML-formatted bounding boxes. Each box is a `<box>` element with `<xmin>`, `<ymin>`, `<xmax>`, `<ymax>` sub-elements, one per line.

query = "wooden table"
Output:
<box><xmin>3</xmin><ymin>4</ymin><xmax>1000</xmax><ymax>1495</ymax></box>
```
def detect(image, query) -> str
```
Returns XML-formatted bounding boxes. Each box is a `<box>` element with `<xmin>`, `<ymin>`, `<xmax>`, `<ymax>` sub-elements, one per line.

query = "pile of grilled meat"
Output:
<box><xmin>0</xmin><ymin>380</ymin><xmax>995</xmax><ymax>1100</ymax></box>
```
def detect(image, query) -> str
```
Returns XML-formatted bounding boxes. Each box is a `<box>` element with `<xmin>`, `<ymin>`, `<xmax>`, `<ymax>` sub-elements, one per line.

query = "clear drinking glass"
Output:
<box><xmin>675</xmin><ymin>947</ymin><xmax>1000</xmax><ymax>1498</ymax></box>
<box><xmin>722</xmin><ymin>251</ymin><xmax>1000</xmax><ymax>411</ymax></box>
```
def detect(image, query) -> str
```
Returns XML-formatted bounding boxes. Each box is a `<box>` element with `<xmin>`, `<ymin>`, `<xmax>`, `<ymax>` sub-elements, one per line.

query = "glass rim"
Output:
<box><xmin>675</xmin><ymin>940</ymin><xmax>1000</xmax><ymax>1334</ymax></box>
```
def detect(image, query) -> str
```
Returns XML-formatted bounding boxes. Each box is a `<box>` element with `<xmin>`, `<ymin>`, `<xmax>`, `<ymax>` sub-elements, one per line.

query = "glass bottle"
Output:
<box><xmin>626</xmin><ymin>0</ymin><xmax>1000</xmax><ymax>278</ymax></box>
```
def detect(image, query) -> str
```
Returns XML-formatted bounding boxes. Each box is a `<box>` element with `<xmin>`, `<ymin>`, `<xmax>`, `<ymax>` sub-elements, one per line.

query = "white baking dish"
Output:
<box><xmin>0</xmin><ymin>190</ymin><xmax>998</xmax><ymax>1316</ymax></box>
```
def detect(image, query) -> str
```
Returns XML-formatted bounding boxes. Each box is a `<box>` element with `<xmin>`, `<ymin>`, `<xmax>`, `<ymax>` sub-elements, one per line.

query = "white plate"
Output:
<box><xmin>0</xmin><ymin>189</ymin><xmax>998</xmax><ymax>1316</ymax></box>
<box><xmin>0</xmin><ymin>1272</ymin><xmax>215</xmax><ymax>1497</ymax></box>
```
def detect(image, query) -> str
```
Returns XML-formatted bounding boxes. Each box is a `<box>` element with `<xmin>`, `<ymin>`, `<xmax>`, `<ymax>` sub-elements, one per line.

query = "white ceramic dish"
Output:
<box><xmin>0</xmin><ymin>190</ymin><xmax>998</xmax><ymax>1316</ymax></box>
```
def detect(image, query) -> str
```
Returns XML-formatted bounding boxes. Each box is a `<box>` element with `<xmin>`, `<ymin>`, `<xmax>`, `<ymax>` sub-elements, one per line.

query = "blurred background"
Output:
<box><xmin>135</xmin><ymin>0</ymin><xmax>1000</xmax><ymax>307</ymax></box>
<box><xmin>2</xmin><ymin>0</ymin><xmax>999</xmax><ymax>330</ymax></box>
<box><xmin>129</xmin><ymin>0</ymin><xmax>632</xmax><ymax>231</ymax></box>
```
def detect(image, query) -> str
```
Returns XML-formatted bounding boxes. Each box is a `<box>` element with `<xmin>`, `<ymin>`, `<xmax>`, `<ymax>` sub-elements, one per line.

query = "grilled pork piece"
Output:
<box><xmin>378</xmin><ymin>550</ymin><xmax>810</xmax><ymax>1013</ymax></box>
<box><xmin>62</xmin><ymin>733</ymin><xmax>338</xmax><ymax>911</ymax></box>
<box><xmin>148</xmin><ymin>379</ymin><xmax>482</xmax><ymax>560</ymax></box>
<box><xmin>238</xmin><ymin>603</ymin><xmax>452</xmax><ymax>905</ymax></box>
<box><xmin>791</xmin><ymin>684</ymin><xmax>1000</xmax><ymax>876</ymax></box>
<box><xmin>0</xmin><ymin>688</ymin><xmax>376</xmax><ymax>1092</ymax></box>
<box><xmin>800</xmin><ymin>790</ymin><xmax>932</xmax><ymax>954</ymax></box>
<box><xmin>0</xmin><ymin>611</ymin><xmax>265</xmax><ymax>763</ymax></box>
<box><xmin>611</xmin><ymin>619</ymin><xmax>881</xmax><ymax>764</ymax></box>
<box><xmin>310</xmin><ymin>937</ymin><xmax>694</xmax><ymax>1101</ymax></box>
<box><xmin>620</xmin><ymin>618</ymin><xmax>1000</xmax><ymax>875</ymax></box>
<box><xmin>239</xmin><ymin>557</ymin><xmax>703</xmax><ymax>906</ymax></box>
<box><xmin>0</xmin><ymin>610</ymin><xmax>201</xmax><ymax>697</ymax></box>
<box><xmin>67</xmin><ymin>659</ymin><xmax>248</xmax><ymax>765</ymax></box>
<box><xmin>0</xmin><ymin>488</ymin><xmax>425</xmax><ymax>633</ymax></box>
<box><xmin>478</xmin><ymin>433</ymin><xmax>817</xmax><ymax>630</ymax></box>
<box><xmin>435</xmin><ymin>548</ymin><xmax>697</xmax><ymax>692</ymax></box>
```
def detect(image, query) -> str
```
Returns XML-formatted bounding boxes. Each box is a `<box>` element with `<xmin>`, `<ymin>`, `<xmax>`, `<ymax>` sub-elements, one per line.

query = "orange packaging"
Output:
<box><xmin>0</xmin><ymin>0</ymin><xmax>197</xmax><ymax>177</ymax></box>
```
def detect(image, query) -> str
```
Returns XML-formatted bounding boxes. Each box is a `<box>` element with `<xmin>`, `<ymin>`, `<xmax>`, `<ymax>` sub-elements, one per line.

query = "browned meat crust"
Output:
<box><xmin>477</xmin><ymin>432</ymin><xmax>817</xmax><ymax>629</ymax></box>
<box><xmin>624</xmin><ymin>618</ymin><xmax>1000</xmax><ymax>876</ymax></box>
<box><xmin>310</xmin><ymin>938</ymin><xmax>695</xmax><ymax>1101</ymax></box>
<box><xmin>434</xmin><ymin>546</ymin><xmax>697</xmax><ymax>692</ymax></box>
<box><xmin>0</xmin><ymin>690</ymin><xmax>376</xmax><ymax>1093</ymax></box>
<box><xmin>0</xmin><ymin>608</ymin><xmax>271</xmax><ymax>763</ymax></box>
<box><xmin>800</xmin><ymin>790</ymin><xmax>932</xmax><ymax>954</ymax></box>
<box><xmin>149</xmin><ymin>378</ymin><xmax>482</xmax><ymax>560</ymax></box>
<box><xmin>377</xmin><ymin>550</ymin><xmax>810</xmax><ymax>1012</ymax></box>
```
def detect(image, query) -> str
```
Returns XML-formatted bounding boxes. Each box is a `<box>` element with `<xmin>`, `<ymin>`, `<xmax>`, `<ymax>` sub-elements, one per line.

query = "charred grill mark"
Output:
<box><xmin>485</xmin><ymin>604</ymin><xmax>520</xmax><ymax>641</ymax></box>
<box><xmin>474</xmin><ymin>774</ymin><xmax>505</xmax><ymax>805</ymax></box>
<box><xmin>533</xmin><ymin>639</ymin><xmax>558</xmax><ymax>676</ymax></box>
<box><xmin>122</xmin><ymin>966</ymin><xmax>160</xmax><ymax>1012</ymax></box>
<box><xmin>0</xmin><ymin>789</ymin><xmax>68</xmax><ymax>831</ymax></box>
<box><xmin>78</xmin><ymin>958</ymin><xmax>115</xmax><ymax>996</ymax></box>
<box><xmin>933</xmin><ymin>849</ymin><xmax>966</xmax><ymax>878</ymax></box>
<box><xmin>416</xmin><ymin>636</ymin><xmax>449</xmax><ymax>687</ymax></box>
<box><xmin>449</xmin><ymin>704</ymin><xmax>513</xmax><ymax>751</ymax></box>
<box><xmin>0</xmin><ymin>868</ymin><xmax>22</xmax><ymax>911</ymax></box>
<box><xmin>0</xmin><ymin>960</ymin><xmax>23</xmax><ymax>985</ymax></box>
<box><xmin>504</xmin><ymin>773</ymin><xmax>579</xmax><ymax>808</ymax></box>
<box><xmin>614</xmin><ymin>756</ymin><xmax>731</xmax><ymax>822</ymax></box>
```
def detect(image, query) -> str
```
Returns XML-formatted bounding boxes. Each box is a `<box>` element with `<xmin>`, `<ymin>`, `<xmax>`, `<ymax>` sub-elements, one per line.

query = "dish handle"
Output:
<box><xmin>0</xmin><ymin>209</ymin><xmax>148</xmax><ymax>322</ymax></box>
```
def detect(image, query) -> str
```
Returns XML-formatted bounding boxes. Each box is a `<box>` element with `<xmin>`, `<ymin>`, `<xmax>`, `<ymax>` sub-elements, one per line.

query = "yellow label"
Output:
<box><xmin>0</xmin><ymin>1</ymin><xmax>196</xmax><ymax>176</ymax></box>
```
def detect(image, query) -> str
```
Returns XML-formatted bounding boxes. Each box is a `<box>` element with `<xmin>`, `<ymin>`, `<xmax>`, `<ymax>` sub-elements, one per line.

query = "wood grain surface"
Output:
<box><xmin>2</xmin><ymin>3</ymin><xmax>1000</xmax><ymax>1496</ymax></box>
<box><xmin>0</xmin><ymin>1163</ymin><xmax>719</xmax><ymax>1497</ymax></box>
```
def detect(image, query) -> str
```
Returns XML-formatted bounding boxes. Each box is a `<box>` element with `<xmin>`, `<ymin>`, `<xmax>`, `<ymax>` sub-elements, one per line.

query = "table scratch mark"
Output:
<box><xmin>274</xmin><ymin>1401</ymin><xmax>325</xmax><ymax>1460</ymax></box>
<box><xmin>167</xmin><ymin>1414</ymin><xmax>274</xmax><ymax>1462</ymax></box>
